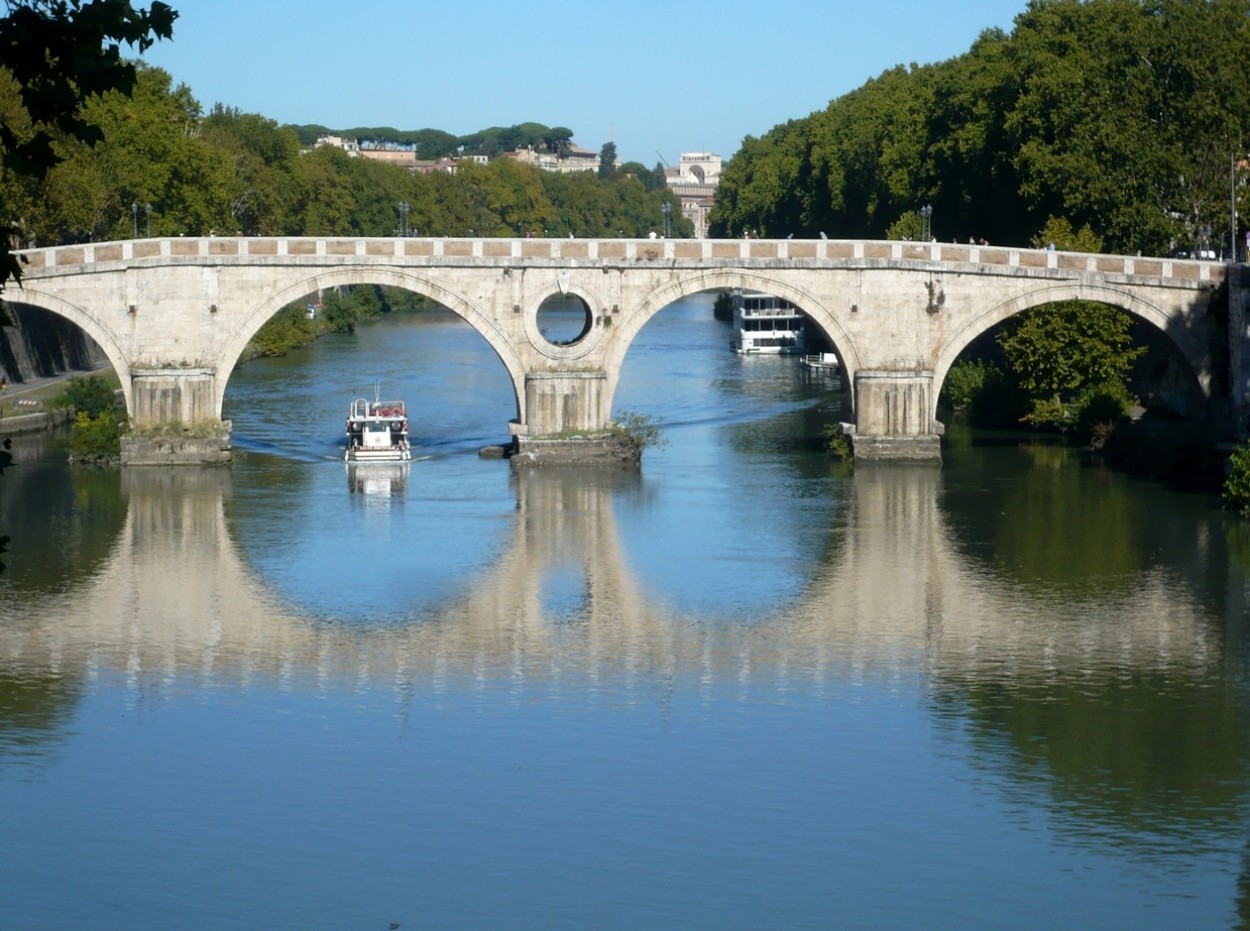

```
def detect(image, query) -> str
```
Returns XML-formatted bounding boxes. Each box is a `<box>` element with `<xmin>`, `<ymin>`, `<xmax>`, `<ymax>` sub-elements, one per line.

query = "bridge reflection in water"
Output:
<box><xmin>3</xmin><ymin>459</ymin><xmax>1248</xmax><ymax>889</ymax></box>
<box><xmin>0</xmin><ymin>463</ymin><xmax>1231</xmax><ymax>694</ymax></box>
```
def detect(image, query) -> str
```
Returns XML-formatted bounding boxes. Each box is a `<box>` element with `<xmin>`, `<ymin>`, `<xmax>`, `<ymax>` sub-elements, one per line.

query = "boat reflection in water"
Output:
<box><xmin>345</xmin><ymin>460</ymin><xmax>410</xmax><ymax>498</ymax></box>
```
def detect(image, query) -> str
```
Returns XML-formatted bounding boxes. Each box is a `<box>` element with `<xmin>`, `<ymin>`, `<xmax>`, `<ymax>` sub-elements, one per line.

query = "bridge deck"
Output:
<box><xmin>15</xmin><ymin>237</ymin><xmax>1225</xmax><ymax>288</ymax></box>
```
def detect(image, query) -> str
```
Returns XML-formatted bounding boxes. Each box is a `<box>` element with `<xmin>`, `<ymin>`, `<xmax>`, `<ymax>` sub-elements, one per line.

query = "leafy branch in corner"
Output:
<box><xmin>0</xmin><ymin>0</ymin><xmax>177</xmax><ymax>291</ymax></box>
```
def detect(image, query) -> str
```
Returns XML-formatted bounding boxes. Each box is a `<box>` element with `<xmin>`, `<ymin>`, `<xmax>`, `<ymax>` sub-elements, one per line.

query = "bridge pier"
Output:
<box><xmin>1230</xmin><ymin>269</ymin><xmax>1250</xmax><ymax>436</ymax></box>
<box><xmin>120</xmin><ymin>367</ymin><xmax>232</xmax><ymax>466</ymax></box>
<box><xmin>846</xmin><ymin>370</ymin><xmax>944</xmax><ymax>461</ymax></box>
<box><xmin>511</xmin><ymin>370</ymin><xmax>636</xmax><ymax>466</ymax></box>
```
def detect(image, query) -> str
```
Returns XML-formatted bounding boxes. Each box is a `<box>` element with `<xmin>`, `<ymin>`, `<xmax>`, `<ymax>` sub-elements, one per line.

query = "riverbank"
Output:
<box><xmin>0</xmin><ymin>364</ymin><xmax>115</xmax><ymax>435</ymax></box>
<box><xmin>1099</xmin><ymin>416</ymin><xmax>1232</xmax><ymax>494</ymax></box>
<box><xmin>943</xmin><ymin>411</ymin><xmax>1234</xmax><ymax>501</ymax></box>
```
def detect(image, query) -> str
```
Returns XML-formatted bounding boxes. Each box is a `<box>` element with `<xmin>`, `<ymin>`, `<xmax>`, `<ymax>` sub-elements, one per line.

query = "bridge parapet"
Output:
<box><xmin>15</xmin><ymin>237</ymin><xmax>1227</xmax><ymax>288</ymax></box>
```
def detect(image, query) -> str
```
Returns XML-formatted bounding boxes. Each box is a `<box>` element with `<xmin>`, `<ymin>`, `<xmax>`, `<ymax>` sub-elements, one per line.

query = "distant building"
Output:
<box><xmin>313</xmin><ymin>134</ymin><xmax>360</xmax><ymax>155</ymax></box>
<box><xmin>413</xmin><ymin>158</ymin><xmax>460</xmax><ymax>175</ymax></box>
<box><xmin>665</xmin><ymin>152</ymin><xmax>722</xmax><ymax>239</ymax></box>
<box><xmin>507</xmin><ymin>144</ymin><xmax>602</xmax><ymax>174</ymax></box>
<box><xmin>310</xmin><ymin>132</ymin><xmax>619</xmax><ymax>181</ymax></box>
<box><xmin>359</xmin><ymin>144</ymin><xmax>418</xmax><ymax>168</ymax></box>
<box><xmin>311</xmin><ymin>135</ymin><xmax>461</xmax><ymax>174</ymax></box>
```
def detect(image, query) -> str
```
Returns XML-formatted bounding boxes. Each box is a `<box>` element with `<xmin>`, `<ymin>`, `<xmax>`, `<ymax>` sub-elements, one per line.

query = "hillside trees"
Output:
<box><xmin>11</xmin><ymin>60</ymin><xmax>687</xmax><ymax>244</ymax></box>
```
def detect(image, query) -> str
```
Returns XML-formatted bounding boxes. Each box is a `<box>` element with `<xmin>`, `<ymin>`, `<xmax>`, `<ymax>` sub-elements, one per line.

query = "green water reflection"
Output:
<box><xmin>1</xmin><ymin>433</ymin><xmax>126</xmax><ymax>594</ymax></box>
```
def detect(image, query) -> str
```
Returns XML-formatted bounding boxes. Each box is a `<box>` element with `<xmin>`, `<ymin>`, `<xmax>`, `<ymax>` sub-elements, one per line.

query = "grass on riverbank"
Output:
<box><xmin>0</xmin><ymin>368</ymin><xmax>119</xmax><ymax>420</ymax></box>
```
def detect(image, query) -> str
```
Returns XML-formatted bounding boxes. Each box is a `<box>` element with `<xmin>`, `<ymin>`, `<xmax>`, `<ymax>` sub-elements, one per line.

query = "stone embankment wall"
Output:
<box><xmin>0</xmin><ymin>302</ymin><xmax>106</xmax><ymax>384</ymax></box>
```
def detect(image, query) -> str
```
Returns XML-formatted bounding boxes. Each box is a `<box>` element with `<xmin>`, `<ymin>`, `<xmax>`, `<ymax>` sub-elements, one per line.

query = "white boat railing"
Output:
<box><xmin>801</xmin><ymin>353</ymin><xmax>840</xmax><ymax>369</ymax></box>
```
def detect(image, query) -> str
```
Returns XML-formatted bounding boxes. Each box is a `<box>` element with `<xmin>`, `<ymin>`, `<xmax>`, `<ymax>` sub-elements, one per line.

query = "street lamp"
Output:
<box><xmin>131</xmin><ymin>201</ymin><xmax>138</xmax><ymax>239</ymax></box>
<box><xmin>1233</xmin><ymin>153</ymin><xmax>1246</xmax><ymax>261</ymax></box>
<box><xmin>661</xmin><ymin>201</ymin><xmax>671</xmax><ymax>238</ymax></box>
<box><xmin>145</xmin><ymin>203</ymin><xmax>152</xmax><ymax>237</ymax></box>
<box><xmin>919</xmin><ymin>204</ymin><xmax>933</xmax><ymax>242</ymax></box>
<box><xmin>397</xmin><ymin>201</ymin><xmax>409</xmax><ymax>237</ymax></box>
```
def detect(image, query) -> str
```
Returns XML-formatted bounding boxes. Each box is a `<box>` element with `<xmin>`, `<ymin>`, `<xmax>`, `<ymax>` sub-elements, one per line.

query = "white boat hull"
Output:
<box><xmin>345</xmin><ymin>446</ymin><xmax>412</xmax><ymax>462</ymax></box>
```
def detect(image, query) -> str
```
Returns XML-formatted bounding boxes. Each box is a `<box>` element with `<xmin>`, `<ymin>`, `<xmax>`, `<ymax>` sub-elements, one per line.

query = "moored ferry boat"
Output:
<box><xmin>729</xmin><ymin>289</ymin><xmax>806</xmax><ymax>354</ymax></box>
<box><xmin>345</xmin><ymin>395</ymin><xmax>412</xmax><ymax>461</ymax></box>
<box><xmin>800</xmin><ymin>352</ymin><xmax>841</xmax><ymax>372</ymax></box>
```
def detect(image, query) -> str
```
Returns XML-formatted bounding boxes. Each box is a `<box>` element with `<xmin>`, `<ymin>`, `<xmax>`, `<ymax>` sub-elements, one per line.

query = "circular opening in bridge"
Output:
<box><xmin>536</xmin><ymin>293</ymin><xmax>593</xmax><ymax>348</ymax></box>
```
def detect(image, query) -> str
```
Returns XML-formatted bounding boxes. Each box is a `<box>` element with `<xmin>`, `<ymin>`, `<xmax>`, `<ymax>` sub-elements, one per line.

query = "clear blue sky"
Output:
<box><xmin>143</xmin><ymin>0</ymin><xmax>1030</xmax><ymax>165</ymax></box>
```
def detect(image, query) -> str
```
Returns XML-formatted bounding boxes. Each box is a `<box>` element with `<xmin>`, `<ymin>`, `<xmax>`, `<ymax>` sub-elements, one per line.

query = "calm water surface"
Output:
<box><xmin>1</xmin><ymin>297</ymin><xmax>1248</xmax><ymax>929</ymax></box>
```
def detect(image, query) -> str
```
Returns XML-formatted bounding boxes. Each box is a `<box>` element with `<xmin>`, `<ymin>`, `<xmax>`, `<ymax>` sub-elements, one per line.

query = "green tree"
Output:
<box><xmin>886</xmin><ymin>210</ymin><xmax>924</xmax><ymax>241</ymax></box>
<box><xmin>200</xmin><ymin>104</ymin><xmax>301</xmax><ymax>235</ymax></box>
<box><xmin>711</xmin><ymin>119</ymin><xmax>815</xmax><ymax>237</ymax></box>
<box><xmin>0</xmin><ymin>0</ymin><xmax>177</xmax><ymax>290</ymax></box>
<box><xmin>709</xmin><ymin>0</ymin><xmax>1250</xmax><ymax>256</ymax></box>
<box><xmin>67</xmin><ymin>408</ymin><xmax>124</xmax><ymax>462</ymax></box>
<box><xmin>998</xmin><ymin>301</ymin><xmax>1144</xmax><ymax>430</ymax></box>
<box><xmin>542</xmin><ymin>126</ymin><xmax>573</xmax><ymax>157</ymax></box>
<box><xmin>54</xmin><ymin>374</ymin><xmax>117</xmax><ymax>417</ymax></box>
<box><xmin>37</xmin><ymin>64</ymin><xmax>232</xmax><ymax>242</ymax></box>
<box><xmin>1223</xmin><ymin>440</ymin><xmax>1250</xmax><ymax>515</ymax></box>
<box><xmin>1030</xmin><ymin>216</ymin><xmax>1102</xmax><ymax>252</ymax></box>
<box><xmin>941</xmin><ymin>359</ymin><xmax>996</xmax><ymax>411</ymax></box>
<box><xmin>598</xmin><ymin>141</ymin><xmax>617</xmax><ymax>179</ymax></box>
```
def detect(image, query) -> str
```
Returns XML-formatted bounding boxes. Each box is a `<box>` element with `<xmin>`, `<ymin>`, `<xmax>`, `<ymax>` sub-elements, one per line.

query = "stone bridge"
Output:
<box><xmin>9</xmin><ymin>236</ymin><xmax>1247</xmax><ymax>462</ymax></box>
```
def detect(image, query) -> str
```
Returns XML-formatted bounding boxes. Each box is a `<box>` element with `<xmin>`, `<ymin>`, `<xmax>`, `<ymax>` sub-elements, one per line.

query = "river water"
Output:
<box><xmin>1</xmin><ymin>297</ymin><xmax>1248</xmax><ymax>929</ymax></box>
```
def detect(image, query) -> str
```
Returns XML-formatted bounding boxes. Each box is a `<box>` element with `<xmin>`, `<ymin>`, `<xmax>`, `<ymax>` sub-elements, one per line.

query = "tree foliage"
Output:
<box><xmin>7</xmin><ymin>63</ymin><xmax>693</xmax><ymax>245</ymax></box>
<box><xmin>709</xmin><ymin>0</ymin><xmax>1250</xmax><ymax>257</ymax></box>
<box><xmin>0</xmin><ymin>0</ymin><xmax>176</xmax><ymax>290</ymax></box>
<box><xmin>67</xmin><ymin>407</ymin><xmax>124</xmax><ymax>462</ymax></box>
<box><xmin>1030</xmin><ymin>216</ymin><xmax>1103</xmax><ymax>252</ymax></box>
<box><xmin>1223</xmin><ymin>440</ymin><xmax>1250</xmax><ymax>514</ymax></box>
<box><xmin>997</xmin><ymin>302</ymin><xmax>1144</xmax><ymax>429</ymax></box>
<box><xmin>598</xmin><ymin>141</ymin><xmax>617</xmax><ymax>179</ymax></box>
<box><xmin>53</xmin><ymin>374</ymin><xmax>117</xmax><ymax>417</ymax></box>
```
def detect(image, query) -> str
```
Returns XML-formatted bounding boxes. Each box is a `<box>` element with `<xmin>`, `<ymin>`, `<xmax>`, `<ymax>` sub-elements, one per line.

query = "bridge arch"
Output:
<box><xmin>216</xmin><ymin>266</ymin><xmax>528</xmax><ymax>422</ymax></box>
<box><xmin>2</xmin><ymin>286</ymin><xmax>137</xmax><ymax>415</ymax></box>
<box><xmin>932</xmin><ymin>281</ymin><xmax>1213</xmax><ymax>423</ymax></box>
<box><xmin>602</xmin><ymin>270</ymin><xmax>861</xmax><ymax>416</ymax></box>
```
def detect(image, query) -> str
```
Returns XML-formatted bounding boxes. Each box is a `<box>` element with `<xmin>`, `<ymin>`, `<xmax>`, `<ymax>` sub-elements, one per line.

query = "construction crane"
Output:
<box><xmin>655</xmin><ymin>151</ymin><xmax>671</xmax><ymax>169</ymax></box>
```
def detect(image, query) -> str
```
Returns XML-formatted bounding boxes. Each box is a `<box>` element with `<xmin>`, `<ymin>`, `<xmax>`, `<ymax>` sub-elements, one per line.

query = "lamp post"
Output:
<box><xmin>919</xmin><ymin>204</ymin><xmax>933</xmax><ymax>242</ymax></box>
<box><xmin>131</xmin><ymin>201</ymin><xmax>138</xmax><ymax>239</ymax></box>
<box><xmin>661</xmin><ymin>201</ymin><xmax>671</xmax><ymax>238</ymax></box>
<box><xmin>397</xmin><ymin>201</ymin><xmax>409</xmax><ymax>237</ymax></box>
<box><xmin>145</xmin><ymin>203</ymin><xmax>152</xmax><ymax>237</ymax></box>
<box><xmin>1233</xmin><ymin>153</ymin><xmax>1242</xmax><ymax>262</ymax></box>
